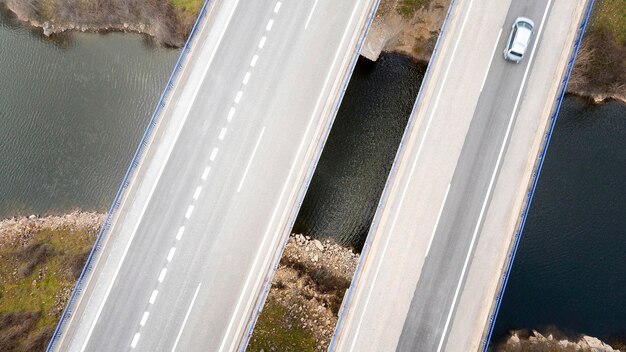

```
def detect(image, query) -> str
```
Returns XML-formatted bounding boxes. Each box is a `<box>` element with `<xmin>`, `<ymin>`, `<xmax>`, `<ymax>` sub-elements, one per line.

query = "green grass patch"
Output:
<box><xmin>397</xmin><ymin>0</ymin><xmax>430</xmax><ymax>18</ymax></box>
<box><xmin>170</xmin><ymin>0</ymin><xmax>204</xmax><ymax>15</ymax></box>
<box><xmin>247</xmin><ymin>298</ymin><xmax>316</xmax><ymax>352</ymax></box>
<box><xmin>0</xmin><ymin>227</ymin><xmax>96</xmax><ymax>349</ymax></box>
<box><xmin>591</xmin><ymin>0</ymin><xmax>626</xmax><ymax>44</ymax></box>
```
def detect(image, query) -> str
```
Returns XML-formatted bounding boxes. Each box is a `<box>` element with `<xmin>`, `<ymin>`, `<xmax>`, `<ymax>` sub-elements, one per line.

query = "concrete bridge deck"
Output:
<box><xmin>331</xmin><ymin>0</ymin><xmax>590</xmax><ymax>350</ymax></box>
<box><xmin>50</xmin><ymin>0</ymin><xmax>378</xmax><ymax>350</ymax></box>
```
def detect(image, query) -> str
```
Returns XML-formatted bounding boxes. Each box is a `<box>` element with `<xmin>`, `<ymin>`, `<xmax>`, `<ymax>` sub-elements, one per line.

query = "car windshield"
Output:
<box><xmin>510</xmin><ymin>51</ymin><xmax>522</xmax><ymax>58</ymax></box>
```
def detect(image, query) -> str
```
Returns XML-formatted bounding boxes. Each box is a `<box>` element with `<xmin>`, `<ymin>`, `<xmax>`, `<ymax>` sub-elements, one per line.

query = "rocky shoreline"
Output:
<box><xmin>498</xmin><ymin>329</ymin><xmax>623</xmax><ymax>352</ymax></box>
<box><xmin>248</xmin><ymin>234</ymin><xmax>359</xmax><ymax>351</ymax></box>
<box><xmin>0</xmin><ymin>0</ymin><xmax>197</xmax><ymax>47</ymax></box>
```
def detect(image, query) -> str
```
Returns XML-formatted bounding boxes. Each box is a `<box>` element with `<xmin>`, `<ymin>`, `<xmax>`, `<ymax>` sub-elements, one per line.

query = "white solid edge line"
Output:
<box><xmin>348</xmin><ymin>0</ymin><xmax>477</xmax><ymax>349</ymax></box>
<box><xmin>435</xmin><ymin>2</ymin><xmax>552</xmax><ymax>351</ymax></box>
<box><xmin>266</xmin><ymin>19</ymin><xmax>274</xmax><ymax>31</ymax></box>
<box><xmin>176</xmin><ymin>226</ymin><xmax>185</xmax><ymax>240</ymax></box>
<box><xmin>480</xmin><ymin>27</ymin><xmax>503</xmax><ymax>93</ymax></box>
<box><xmin>140</xmin><ymin>311</ymin><xmax>149</xmax><ymax>326</ymax></box>
<box><xmin>149</xmin><ymin>290</ymin><xmax>158</xmax><ymax>304</ymax></box>
<box><xmin>258</xmin><ymin>36</ymin><xmax>266</xmax><ymax>49</ymax></box>
<box><xmin>250</xmin><ymin>55</ymin><xmax>259</xmax><ymax>67</ymax></box>
<box><xmin>167</xmin><ymin>247</ymin><xmax>176</xmax><ymax>262</ymax></box>
<box><xmin>158</xmin><ymin>268</ymin><xmax>168</xmax><ymax>283</ymax></box>
<box><xmin>273</xmin><ymin>1</ymin><xmax>281</xmax><ymax>13</ymax></box>
<box><xmin>130</xmin><ymin>332</ymin><xmax>140</xmax><ymax>348</ymax></box>
<box><xmin>220</xmin><ymin>1</ymin><xmax>364</xmax><ymax>351</ymax></box>
<box><xmin>305</xmin><ymin>0</ymin><xmax>320</xmax><ymax>29</ymax></box>
<box><xmin>243</xmin><ymin>72</ymin><xmax>251</xmax><ymax>85</ymax></box>
<box><xmin>193</xmin><ymin>186</ymin><xmax>202</xmax><ymax>200</ymax></box>
<box><xmin>237</xmin><ymin>127</ymin><xmax>266</xmax><ymax>193</ymax></box>
<box><xmin>78</xmin><ymin>1</ymin><xmax>242</xmax><ymax>349</ymax></box>
<box><xmin>172</xmin><ymin>283</ymin><xmax>202</xmax><ymax>352</ymax></box>
<box><xmin>185</xmin><ymin>205</ymin><xmax>194</xmax><ymax>219</ymax></box>
<box><xmin>426</xmin><ymin>183</ymin><xmax>451</xmax><ymax>257</ymax></box>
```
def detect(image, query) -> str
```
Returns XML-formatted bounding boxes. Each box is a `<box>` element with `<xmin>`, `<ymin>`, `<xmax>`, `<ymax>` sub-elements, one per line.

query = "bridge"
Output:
<box><xmin>330</xmin><ymin>0</ymin><xmax>592</xmax><ymax>351</ymax></box>
<box><xmin>48</xmin><ymin>0</ymin><xmax>378</xmax><ymax>350</ymax></box>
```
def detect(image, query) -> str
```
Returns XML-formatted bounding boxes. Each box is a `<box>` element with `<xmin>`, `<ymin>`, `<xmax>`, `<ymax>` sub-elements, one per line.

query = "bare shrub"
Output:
<box><xmin>0</xmin><ymin>312</ymin><xmax>40</xmax><ymax>352</ymax></box>
<box><xmin>15</xmin><ymin>242</ymin><xmax>53</xmax><ymax>278</ymax></box>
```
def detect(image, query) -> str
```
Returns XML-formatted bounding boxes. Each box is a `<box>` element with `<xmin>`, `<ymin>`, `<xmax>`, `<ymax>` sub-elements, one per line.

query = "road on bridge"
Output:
<box><xmin>53</xmin><ymin>0</ymin><xmax>377</xmax><ymax>350</ymax></box>
<box><xmin>331</xmin><ymin>0</ymin><xmax>588</xmax><ymax>351</ymax></box>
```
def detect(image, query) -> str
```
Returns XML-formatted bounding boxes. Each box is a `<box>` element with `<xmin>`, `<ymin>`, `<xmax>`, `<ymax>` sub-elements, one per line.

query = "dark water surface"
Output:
<box><xmin>0</xmin><ymin>8</ymin><xmax>178</xmax><ymax>217</ymax></box>
<box><xmin>492</xmin><ymin>97</ymin><xmax>626</xmax><ymax>343</ymax></box>
<box><xmin>293</xmin><ymin>54</ymin><xmax>425</xmax><ymax>250</ymax></box>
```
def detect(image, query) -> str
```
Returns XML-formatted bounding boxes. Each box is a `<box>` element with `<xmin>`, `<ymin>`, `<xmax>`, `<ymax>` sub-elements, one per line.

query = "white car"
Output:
<box><xmin>503</xmin><ymin>17</ymin><xmax>535</xmax><ymax>63</ymax></box>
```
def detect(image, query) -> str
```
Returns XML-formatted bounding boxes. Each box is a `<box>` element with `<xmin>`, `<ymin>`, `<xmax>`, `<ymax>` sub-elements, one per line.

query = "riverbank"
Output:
<box><xmin>0</xmin><ymin>212</ymin><xmax>357</xmax><ymax>351</ymax></box>
<box><xmin>0</xmin><ymin>211</ymin><xmax>103</xmax><ymax>351</ymax></box>
<box><xmin>0</xmin><ymin>0</ymin><xmax>203</xmax><ymax>47</ymax></box>
<box><xmin>247</xmin><ymin>234</ymin><xmax>359</xmax><ymax>352</ymax></box>
<box><xmin>496</xmin><ymin>329</ymin><xmax>623</xmax><ymax>352</ymax></box>
<box><xmin>362</xmin><ymin>0</ymin><xmax>625</xmax><ymax>103</ymax></box>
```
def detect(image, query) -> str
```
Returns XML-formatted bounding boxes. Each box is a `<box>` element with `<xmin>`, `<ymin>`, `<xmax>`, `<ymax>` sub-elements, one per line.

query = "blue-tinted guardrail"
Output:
<box><xmin>46</xmin><ymin>1</ymin><xmax>212</xmax><ymax>350</ymax></box>
<box><xmin>481</xmin><ymin>0</ymin><xmax>596</xmax><ymax>350</ymax></box>
<box><xmin>328</xmin><ymin>0</ymin><xmax>459</xmax><ymax>349</ymax></box>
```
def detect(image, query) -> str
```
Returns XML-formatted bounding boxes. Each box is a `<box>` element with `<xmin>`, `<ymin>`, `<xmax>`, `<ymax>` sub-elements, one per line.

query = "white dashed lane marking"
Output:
<box><xmin>274</xmin><ymin>1</ymin><xmax>281</xmax><ymax>13</ymax></box>
<box><xmin>140</xmin><ymin>312</ymin><xmax>149</xmax><ymax>326</ymax></box>
<box><xmin>266</xmin><ymin>19</ymin><xmax>274</xmax><ymax>31</ymax></box>
<box><xmin>219</xmin><ymin>128</ymin><xmax>227</xmax><ymax>140</ymax></box>
<box><xmin>158</xmin><ymin>268</ymin><xmax>168</xmax><ymax>283</ymax></box>
<box><xmin>258</xmin><ymin>36</ymin><xmax>266</xmax><ymax>49</ymax></box>
<box><xmin>185</xmin><ymin>205</ymin><xmax>194</xmax><ymax>219</ymax></box>
<box><xmin>201</xmin><ymin>166</ymin><xmax>211</xmax><ymax>180</ymax></box>
<box><xmin>167</xmin><ymin>247</ymin><xmax>176</xmax><ymax>262</ymax></box>
<box><xmin>193</xmin><ymin>186</ymin><xmax>202</xmax><ymax>200</ymax></box>
<box><xmin>250</xmin><ymin>55</ymin><xmax>258</xmax><ymax>67</ymax></box>
<box><xmin>176</xmin><ymin>226</ymin><xmax>185</xmax><ymax>240</ymax></box>
<box><xmin>210</xmin><ymin>148</ymin><xmax>219</xmax><ymax>161</ymax></box>
<box><xmin>130</xmin><ymin>333</ymin><xmax>140</xmax><ymax>348</ymax></box>
<box><xmin>243</xmin><ymin>72</ymin><xmax>251</xmax><ymax>85</ymax></box>
<box><xmin>227</xmin><ymin>107</ymin><xmax>236</xmax><ymax>122</ymax></box>
<box><xmin>149</xmin><ymin>290</ymin><xmax>158</xmax><ymax>304</ymax></box>
<box><xmin>234</xmin><ymin>91</ymin><xmax>243</xmax><ymax>104</ymax></box>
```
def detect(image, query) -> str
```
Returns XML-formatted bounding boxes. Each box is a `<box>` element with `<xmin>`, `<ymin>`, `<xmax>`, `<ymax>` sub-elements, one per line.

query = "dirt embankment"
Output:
<box><xmin>366</xmin><ymin>0</ymin><xmax>625</xmax><ymax>104</ymax></box>
<box><xmin>0</xmin><ymin>0</ymin><xmax>201</xmax><ymax>47</ymax></box>
<box><xmin>247</xmin><ymin>234</ymin><xmax>359</xmax><ymax>352</ymax></box>
<box><xmin>0</xmin><ymin>211</ymin><xmax>103</xmax><ymax>352</ymax></box>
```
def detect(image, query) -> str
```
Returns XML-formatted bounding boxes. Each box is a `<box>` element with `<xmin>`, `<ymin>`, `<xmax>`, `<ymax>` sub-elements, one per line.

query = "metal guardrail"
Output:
<box><xmin>480</xmin><ymin>0</ymin><xmax>596</xmax><ymax>350</ymax></box>
<box><xmin>328</xmin><ymin>0</ymin><xmax>460</xmax><ymax>349</ymax></box>
<box><xmin>46</xmin><ymin>1</ymin><xmax>212</xmax><ymax>350</ymax></box>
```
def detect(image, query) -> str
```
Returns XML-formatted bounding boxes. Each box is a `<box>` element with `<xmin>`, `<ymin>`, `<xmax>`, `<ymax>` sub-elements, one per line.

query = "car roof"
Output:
<box><xmin>512</xmin><ymin>24</ymin><xmax>532</xmax><ymax>53</ymax></box>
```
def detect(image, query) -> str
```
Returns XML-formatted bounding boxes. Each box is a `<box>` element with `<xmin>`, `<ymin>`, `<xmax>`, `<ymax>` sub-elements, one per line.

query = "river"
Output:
<box><xmin>0</xmin><ymin>6</ymin><xmax>178</xmax><ymax>217</ymax></box>
<box><xmin>0</xmin><ymin>7</ymin><xmax>623</xmax><ymax>346</ymax></box>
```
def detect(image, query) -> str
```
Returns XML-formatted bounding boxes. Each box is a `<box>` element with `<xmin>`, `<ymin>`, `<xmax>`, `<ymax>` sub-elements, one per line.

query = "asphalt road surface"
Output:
<box><xmin>331</xmin><ymin>0</ymin><xmax>587</xmax><ymax>351</ymax></box>
<box><xmin>53</xmin><ymin>0</ymin><xmax>377</xmax><ymax>351</ymax></box>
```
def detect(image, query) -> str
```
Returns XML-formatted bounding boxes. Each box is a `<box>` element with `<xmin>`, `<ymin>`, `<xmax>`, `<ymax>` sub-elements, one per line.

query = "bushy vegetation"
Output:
<box><xmin>397</xmin><ymin>0</ymin><xmax>430</xmax><ymax>18</ymax></box>
<box><xmin>0</xmin><ymin>227</ymin><xmax>97</xmax><ymax>351</ymax></box>
<box><xmin>2</xmin><ymin>0</ymin><xmax>205</xmax><ymax>47</ymax></box>
<box><xmin>569</xmin><ymin>0</ymin><xmax>626</xmax><ymax>101</ymax></box>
